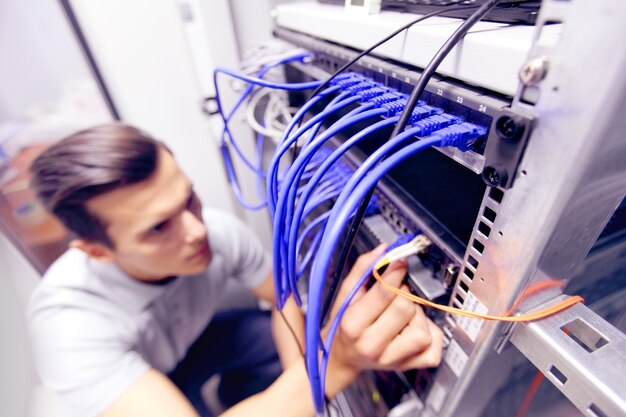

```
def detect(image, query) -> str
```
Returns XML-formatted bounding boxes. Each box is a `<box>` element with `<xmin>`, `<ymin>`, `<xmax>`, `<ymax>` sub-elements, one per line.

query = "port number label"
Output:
<box><xmin>404</xmin><ymin>76</ymin><xmax>411</xmax><ymax>83</ymax></box>
<box><xmin>444</xmin><ymin>339</ymin><xmax>468</xmax><ymax>377</ymax></box>
<box><xmin>436</xmin><ymin>89</ymin><xmax>444</xmax><ymax>96</ymax></box>
<box><xmin>457</xmin><ymin>291</ymin><xmax>488</xmax><ymax>342</ymax></box>
<box><xmin>391</xmin><ymin>72</ymin><xmax>397</xmax><ymax>78</ymax></box>
<box><xmin>456</xmin><ymin>96</ymin><xmax>464</xmax><ymax>104</ymax></box>
<box><xmin>479</xmin><ymin>104</ymin><xmax>488</xmax><ymax>113</ymax></box>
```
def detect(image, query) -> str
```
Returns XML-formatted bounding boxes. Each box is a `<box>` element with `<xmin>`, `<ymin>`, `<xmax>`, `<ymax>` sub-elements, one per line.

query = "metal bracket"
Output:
<box><xmin>510</xmin><ymin>296</ymin><xmax>626</xmax><ymax>417</ymax></box>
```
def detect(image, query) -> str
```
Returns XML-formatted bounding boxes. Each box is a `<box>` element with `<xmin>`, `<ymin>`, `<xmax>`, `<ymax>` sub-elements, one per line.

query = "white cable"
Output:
<box><xmin>246</xmin><ymin>89</ymin><xmax>287</xmax><ymax>140</ymax></box>
<box><xmin>264</xmin><ymin>94</ymin><xmax>293</xmax><ymax>139</ymax></box>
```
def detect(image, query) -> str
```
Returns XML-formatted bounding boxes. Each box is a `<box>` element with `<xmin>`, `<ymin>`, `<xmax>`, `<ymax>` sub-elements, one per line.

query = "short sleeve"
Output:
<box><xmin>28</xmin><ymin>303</ymin><xmax>150</xmax><ymax>417</ymax></box>
<box><xmin>204</xmin><ymin>208</ymin><xmax>271</xmax><ymax>289</ymax></box>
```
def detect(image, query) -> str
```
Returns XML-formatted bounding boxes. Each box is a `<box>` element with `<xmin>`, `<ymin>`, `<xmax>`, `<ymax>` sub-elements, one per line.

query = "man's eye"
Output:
<box><xmin>148</xmin><ymin>221</ymin><xmax>169</xmax><ymax>235</ymax></box>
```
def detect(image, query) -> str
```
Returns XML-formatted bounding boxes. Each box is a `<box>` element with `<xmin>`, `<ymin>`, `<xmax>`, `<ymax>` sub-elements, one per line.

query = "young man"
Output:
<box><xmin>28</xmin><ymin>123</ymin><xmax>443</xmax><ymax>417</ymax></box>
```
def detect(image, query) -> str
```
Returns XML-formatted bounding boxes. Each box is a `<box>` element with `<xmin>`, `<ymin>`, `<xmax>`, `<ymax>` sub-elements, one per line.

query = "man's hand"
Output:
<box><xmin>327</xmin><ymin>245</ymin><xmax>444</xmax><ymax>374</ymax></box>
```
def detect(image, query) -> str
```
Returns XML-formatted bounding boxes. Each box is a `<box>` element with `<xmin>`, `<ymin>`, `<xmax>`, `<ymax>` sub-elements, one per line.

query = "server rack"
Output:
<box><xmin>273</xmin><ymin>1</ymin><xmax>626</xmax><ymax>416</ymax></box>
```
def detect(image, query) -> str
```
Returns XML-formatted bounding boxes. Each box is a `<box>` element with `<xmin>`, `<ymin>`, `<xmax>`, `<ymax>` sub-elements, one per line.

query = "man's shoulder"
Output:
<box><xmin>28</xmin><ymin>249</ymin><xmax>122</xmax><ymax>321</ymax></box>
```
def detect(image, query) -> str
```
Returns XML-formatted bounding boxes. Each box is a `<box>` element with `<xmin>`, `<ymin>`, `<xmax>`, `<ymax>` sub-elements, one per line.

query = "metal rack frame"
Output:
<box><xmin>274</xmin><ymin>1</ymin><xmax>626</xmax><ymax>415</ymax></box>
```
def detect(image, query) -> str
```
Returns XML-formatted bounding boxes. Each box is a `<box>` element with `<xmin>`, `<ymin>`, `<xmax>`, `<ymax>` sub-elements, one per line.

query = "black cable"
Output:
<box><xmin>303</xmin><ymin>5</ymin><xmax>479</xmax><ymax>117</ymax></box>
<box><xmin>320</xmin><ymin>0</ymin><xmax>506</xmax><ymax>325</ymax></box>
<box><xmin>291</xmin><ymin>5</ymin><xmax>480</xmax><ymax>162</ymax></box>
<box><xmin>279</xmin><ymin>309</ymin><xmax>341</xmax><ymax>416</ymax></box>
<box><xmin>390</xmin><ymin>0</ymin><xmax>505</xmax><ymax>138</ymax></box>
<box><xmin>278</xmin><ymin>308</ymin><xmax>305</xmax><ymax>357</ymax></box>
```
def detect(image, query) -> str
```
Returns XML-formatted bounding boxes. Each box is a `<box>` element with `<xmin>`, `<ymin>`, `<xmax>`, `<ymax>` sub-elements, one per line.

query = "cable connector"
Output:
<box><xmin>359</xmin><ymin>86</ymin><xmax>391</xmax><ymax>100</ymax></box>
<box><xmin>371</xmin><ymin>92</ymin><xmax>406</xmax><ymax>110</ymax></box>
<box><xmin>381</xmin><ymin>99</ymin><xmax>406</xmax><ymax>117</ymax></box>
<box><xmin>431</xmin><ymin>122</ymin><xmax>488</xmax><ymax>152</ymax></box>
<box><xmin>412</xmin><ymin>113</ymin><xmax>462</xmax><ymax>136</ymax></box>
<box><xmin>383</xmin><ymin>234</ymin><xmax>432</xmax><ymax>265</ymax></box>
<box><xmin>409</xmin><ymin>104</ymin><xmax>443</xmax><ymax>123</ymax></box>
<box><xmin>330</xmin><ymin>73</ymin><xmax>366</xmax><ymax>89</ymax></box>
<box><xmin>344</xmin><ymin>81</ymin><xmax>378</xmax><ymax>94</ymax></box>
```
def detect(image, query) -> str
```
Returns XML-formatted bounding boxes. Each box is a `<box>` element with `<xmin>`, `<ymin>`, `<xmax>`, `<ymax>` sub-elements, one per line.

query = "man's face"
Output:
<box><xmin>85</xmin><ymin>148</ymin><xmax>212</xmax><ymax>282</ymax></box>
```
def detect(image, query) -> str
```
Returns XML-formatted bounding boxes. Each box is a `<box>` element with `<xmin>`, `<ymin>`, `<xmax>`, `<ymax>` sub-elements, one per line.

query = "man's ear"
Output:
<box><xmin>70</xmin><ymin>239</ymin><xmax>115</xmax><ymax>262</ymax></box>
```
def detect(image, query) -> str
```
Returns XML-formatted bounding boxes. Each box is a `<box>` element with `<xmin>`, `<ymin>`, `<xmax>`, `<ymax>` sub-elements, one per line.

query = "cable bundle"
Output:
<box><xmin>212</xmin><ymin>2</ymin><xmax>584</xmax><ymax>416</ymax></box>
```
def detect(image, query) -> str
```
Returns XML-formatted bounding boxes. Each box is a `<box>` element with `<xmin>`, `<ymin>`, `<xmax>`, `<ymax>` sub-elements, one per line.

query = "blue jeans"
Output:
<box><xmin>168</xmin><ymin>309</ymin><xmax>281</xmax><ymax>416</ymax></box>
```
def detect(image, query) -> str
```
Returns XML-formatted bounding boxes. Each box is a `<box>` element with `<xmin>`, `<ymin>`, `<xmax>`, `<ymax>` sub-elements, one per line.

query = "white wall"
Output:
<box><xmin>0</xmin><ymin>231</ymin><xmax>40</xmax><ymax>417</ymax></box>
<box><xmin>67</xmin><ymin>0</ymin><xmax>276</xmax><ymax>245</ymax></box>
<box><xmin>0</xmin><ymin>232</ymin><xmax>41</xmax><ymax>309</ymax></box>
<box><xmin>0</xmin><ymin>0</ymin><xmax>91</xmax><ymax>120</ymax></box>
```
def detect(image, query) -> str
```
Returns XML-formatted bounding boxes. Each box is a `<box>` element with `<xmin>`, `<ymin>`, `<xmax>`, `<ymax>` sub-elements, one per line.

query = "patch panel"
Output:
<box><xmin>323</xmin><ymin>143</ymin><xmax>463</xmax><ymax>303</ymax></box>
<box><xmin>276</xmin><ymin>27</ymin><xmax>534</xmax><ymax>189</ymax></box>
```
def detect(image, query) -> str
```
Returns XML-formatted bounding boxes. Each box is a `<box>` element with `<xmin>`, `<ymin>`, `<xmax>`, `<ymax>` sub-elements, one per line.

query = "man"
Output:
<box><xmin>28</xmin><ymin>123</ymin><xmax>443</xmax><ymax>417</ymax></box>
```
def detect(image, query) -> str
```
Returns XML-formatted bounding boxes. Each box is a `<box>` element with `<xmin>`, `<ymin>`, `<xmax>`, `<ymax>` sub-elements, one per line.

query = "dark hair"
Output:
<box><xmin>30</xmin><ymin>123</ymin><xmax>165</xmax><ymax>247</ymax></box>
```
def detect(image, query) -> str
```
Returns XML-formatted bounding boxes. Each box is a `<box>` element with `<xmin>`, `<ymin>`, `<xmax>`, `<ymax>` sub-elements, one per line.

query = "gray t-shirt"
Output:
<box><xmin>28</xmin><ymin>208</ymin><xmax>271</xmax><ymax>417</ymax></box>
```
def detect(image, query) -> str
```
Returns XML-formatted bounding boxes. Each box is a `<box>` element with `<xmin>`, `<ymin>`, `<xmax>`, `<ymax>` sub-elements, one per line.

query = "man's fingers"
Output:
<box><xmin>330</xmin><ymin>245</ymin><xmax>387</xmax><ymax>319</ymax></box>
<box><xmin>338</xmin><ymin>244</ymin><xmax>386</xmax><ymax>292</ymax></box>
<box><xmin>375</xmin><ymin>310</ymin><xmax>434</xmax><ymax>367</ymax></box>
<box><xmin>340</xmin><ymin>261</ymin><xmax>407</xmax><ymax>342</ymax></box>
<box><xmin>392</xmin><ymin>320</ymin><xmax>444</xmax><ymax>370</ymax></box>
<box><xmin>353</xmin><ymin>285</ymin><xmax>416</xmax><ymax>360</ymax></box>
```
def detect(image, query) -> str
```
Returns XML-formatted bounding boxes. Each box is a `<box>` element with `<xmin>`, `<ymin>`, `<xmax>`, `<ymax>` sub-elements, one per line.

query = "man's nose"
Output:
<box><xmin>182</xmin><ymin>210</ymin><xmax>207</xmax><ymax>244</ymax></box>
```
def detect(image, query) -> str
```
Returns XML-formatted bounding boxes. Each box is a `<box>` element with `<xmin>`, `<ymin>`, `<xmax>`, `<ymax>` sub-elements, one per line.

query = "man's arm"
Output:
<box><xmin>97</xmin><ymin>354</ymin><xmax>353</xmax><ymax>417</ymax></box>
<box><xmin>99</xmin><ymin>247</ymin><xmax>443</xmax><ymax>417</ymax></box>
<box><xmin>99</xmin><ymin>369</ymin><xmax>200</xmax><ymax>417</ymax></box>
<box><xmin>250</xmin><ymin>273</ymin><xmax>305</xmax><ymax>368</ymax></box>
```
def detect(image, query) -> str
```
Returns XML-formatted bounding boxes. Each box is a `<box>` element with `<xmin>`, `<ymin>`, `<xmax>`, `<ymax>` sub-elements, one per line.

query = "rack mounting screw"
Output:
<box><xmin>482</xmin><ymin>165</ymin><xmax>508</xmax><ymax>188</ymax></box>
<box><xmin>495</xmin><ymin>115</ymin><xmax>525</xmax><ymax>141</ymax></box>
<box><xmin>519</xmin><ymin>56</ymin><xmax>549</xmax><ymax>86</ymax></box>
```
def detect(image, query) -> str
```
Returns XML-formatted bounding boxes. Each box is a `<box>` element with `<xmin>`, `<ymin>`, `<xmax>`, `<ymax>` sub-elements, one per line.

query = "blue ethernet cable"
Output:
<box><xmin>221</xmin><ymin>52</ymin><xmax>312</xmax><ymax>124</ymax></box>
<box><xmin>214</xmin><ymin>52</ymin><xmax>319</xmax><ymax>209</ymax></box>
<box><xmin>268</xmin><ymin>92</ymin><xmax>356</xmax><ymax>223</ymax></box>
<box><xmin>300</xmin><ymin>91</ymin><xmax>369</xmax><ymax>152</ymax></box>
<box><xmin>268</xmin><ymin>74</ymin><xmax>378</xmax><ymax>198</ymax></box>
<box><xmin>297</xmin><ymin>225</ymin><xmax>326</xmax><ymax>279</ymax></box>
<box><xmin>277</xmin><ymin>89</ymin><xmax>413</xmax><ymax>300</ymax></box>
<box><xmin>285</xmin><ymin>111</ymin><xmax>459</xmax><ymax>287</ymax></box>
<box><xmin>278</xmin><ymin>86</ymin><xmax>341</xmax><ymax>148</ymax></box>
<box><xmin>306</xmin><ymin>124</ymin><xmax>486</xmax><ymax>414</ymax></box>
<box><xmin>220</xmin><ymin>144</ymin><xmax>266</xmax><ymax>211</ymax></box>
<box><xmin>276</xmin><ymin>179</ymin><xmax>343</xmax><ymax>306</ymax></box>
<box><xmin>214</xmin><ymin>67</ymin><xmax>322</xmax><ymax>91</ymax></box>
<box><xmin>276</xmin><ymin>77</ymin><xmax>361</xmax><ymax>149</ymax></box>
<box><xmin>285</xmin><ymin>117</ymin><xmax>399</xmax><ymax>285</ymax></box>
<box><xmin>302</xmin><ymin>100</ymin><xmax>376</xmax><ymax>150</ymax></box>
<box><xmin>276</xmin><ymin>184</ymin><xmax>342</xmax><ymax>307</ymax></box>
<box><xmin>319</xmin><ymin>234</ymin><xmax>416</xmax><ymax>409</ymax></box>
<box><xmin>273</xmin><ymin>86</ymin><xmax>401</xmax><ymax>247</ymax></box>
<box><xmin>215</xmin><ymin>66</ymin><xmax>351</xmax><ymax>213</ymax></box>
<box><xmin>319</xmin><ymin>112</ymin><xmax>463</xmax><ymax>217</ymax></box>
<box><xmin>216</xmin><ymin>52</ymin><xmax>314</xmax><ymax>176</ymax></box>
<box><xmin>272</xmin><ymin>108</ymin><xmax>388</xmax><ymax>306</ymax></box>
<box><xmin>296</xmin><ymin>211</ymin><xmax>331</xmax><ymax>277</ymax></box>
<box><xmin>267</xmin><ymin>93</ymin><xmax>360</xmax><ymax>218</ymax></box>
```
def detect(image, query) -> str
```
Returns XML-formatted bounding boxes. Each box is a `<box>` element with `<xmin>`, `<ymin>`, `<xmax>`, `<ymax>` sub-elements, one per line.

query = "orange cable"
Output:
<box><xmin>515</xmin><ymin>371</ymin><xmax>544</xmax><ymax>417</ymax></box>
<box><xmin>372</xmin><ymin>260</ymin><xmax>584</xmax><ymax>322</ymax></box>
